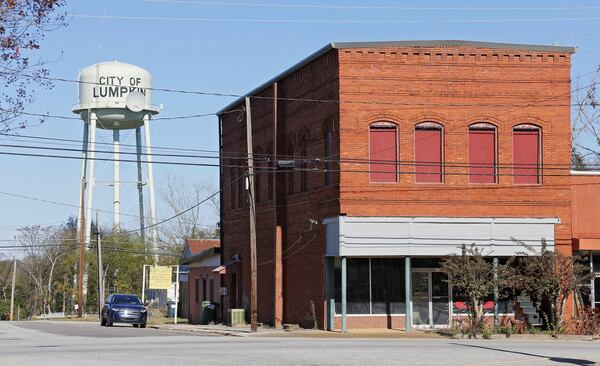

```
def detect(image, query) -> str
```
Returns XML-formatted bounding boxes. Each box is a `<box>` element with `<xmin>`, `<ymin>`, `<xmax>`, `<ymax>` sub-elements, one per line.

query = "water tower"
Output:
<box><xmin>73</xmin><ymin>61</ymin><xmax>160</xmax><ymax>263</ymax></box>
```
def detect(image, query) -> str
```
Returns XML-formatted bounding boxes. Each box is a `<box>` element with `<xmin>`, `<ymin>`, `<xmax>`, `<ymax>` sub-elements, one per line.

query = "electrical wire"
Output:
<box><xmin>0</xmin><ymin>71</ymin><xmax>594</xmax><ymax>110</ymax></box>
<box><xmin>0</xmin><ymin>147</ymin><xmax>589</xmax><ymax>176</ymax></box>
<box><xmin>1</xmin><ymin>137</ymin><xmax>597</xmax><ymax>170</ymax></box>
<box><xmin>144</xmin><ymin>1</ymin><xmax>600</xmax><ymax>11</ymax></box>
<box><xmin>67</xmin><ymin>13</ymin><xmax>600</xmax><ymax>24</ymax></box>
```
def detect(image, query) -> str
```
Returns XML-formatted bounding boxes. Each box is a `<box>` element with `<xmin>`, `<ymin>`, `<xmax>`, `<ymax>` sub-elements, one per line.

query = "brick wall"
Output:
<box><xmin>187</xmin><ymin>267</ymin><xmax>221</xmax><ymax>324</ymax></box>
<box><xmin>338</xmin><ymin>46</ymin><xmax>573</xmax><ymax>255</ymax></box>
<box><xmin>334</xmin><ymin>315</ymin><xmax>406</xmax><ymax>330</ymax></box>
<box><xmin>220</xmin><ymin>49</ymin><xmax>341</xmax><ymax>328</ymax></box>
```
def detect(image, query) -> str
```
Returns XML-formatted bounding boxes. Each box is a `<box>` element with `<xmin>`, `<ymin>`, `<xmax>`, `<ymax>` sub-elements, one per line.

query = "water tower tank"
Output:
<box><xmin>72</xmin><ymin>61</ymin><xmax>160</xmax><ymax>129</ymax></box>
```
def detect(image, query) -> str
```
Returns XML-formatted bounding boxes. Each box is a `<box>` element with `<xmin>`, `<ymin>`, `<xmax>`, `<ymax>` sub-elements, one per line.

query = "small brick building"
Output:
<box><xmin>217</xmin><ymin>40</ymin><xmax>600</xmax><ymax>330</ymax></box>
<box><xmin>180</xmin><ymin>239</ymin><xmax>220</xmax><ymax>324</ymax></box>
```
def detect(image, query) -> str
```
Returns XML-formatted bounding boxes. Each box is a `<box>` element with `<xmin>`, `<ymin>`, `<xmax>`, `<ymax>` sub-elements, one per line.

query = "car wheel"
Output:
<box><xmin>133</xmin><ymin>324</ymin><xmax>139</xmax><ymax>328</ymax></box>
<box><xmin>106</xmin><ymin>315</ymin><xmax>113</xmax><ymax>327</ymax></box>
<box><xmin>140</xmin><ymin>322</ymin><xmax>147</xmax><ymax>329</ymax></box>
<box><xmin>100</xmin><ymin>315</ymin><xmax>106</xmax><ymax>326</ymax></box>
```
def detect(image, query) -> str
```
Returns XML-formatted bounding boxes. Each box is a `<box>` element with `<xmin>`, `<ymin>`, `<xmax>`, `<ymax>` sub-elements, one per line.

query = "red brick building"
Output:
<box><xmin>217</xmin><ymin>40</ymin><xmax>599</xmax><ymax>330</ymax></box>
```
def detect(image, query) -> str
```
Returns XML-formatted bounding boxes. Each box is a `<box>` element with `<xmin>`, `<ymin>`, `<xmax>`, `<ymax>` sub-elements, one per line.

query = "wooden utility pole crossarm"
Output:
<box><xmin>245</xmin><ymin>96</ymin><xmax>258</xmax><ymax>333</ymax></box>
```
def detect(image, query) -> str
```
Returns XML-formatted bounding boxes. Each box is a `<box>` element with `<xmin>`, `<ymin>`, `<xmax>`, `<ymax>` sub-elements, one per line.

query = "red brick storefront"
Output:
<box><xmin>218</xmin><ymin>41</ymin><xmax>584</xmax><ymax>330</ymax></box>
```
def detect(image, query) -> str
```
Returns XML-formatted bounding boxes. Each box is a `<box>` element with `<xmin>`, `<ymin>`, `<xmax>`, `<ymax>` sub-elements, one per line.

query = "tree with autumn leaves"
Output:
<box><xmin>1</xmin><ymin>0</ymin><xmax>66</xmax><ymax>133</ymax></box>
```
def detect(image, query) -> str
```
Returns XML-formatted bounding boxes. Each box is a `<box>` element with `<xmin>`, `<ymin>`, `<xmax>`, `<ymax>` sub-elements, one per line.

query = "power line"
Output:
<box><xmin>0</xmin><ymin>141</ymin><xmax>595</xmax><ymax>171</ymax></box>
<box><xmin>1</xmin><ymin>71</ymin><xmax>594</xmax><ymax>110</ymax></box>
<box><xmin>144</xmin><ymin>1</ymin><xmax>600</xmax><ymax>11</ymax></box>
<box><xmin>0</xmin><ymin>107</ymin><xmax>243</xmax><ymax>121</ymax></box>
<box><xmin>68</xmin><ymin>13</ymin><xmax>600</xmax><ymax>23</ymax></box>
<box><xmin>120</xmin><ymin>173</ymin><xmax>243</xmax><ymax>235</ymax></box>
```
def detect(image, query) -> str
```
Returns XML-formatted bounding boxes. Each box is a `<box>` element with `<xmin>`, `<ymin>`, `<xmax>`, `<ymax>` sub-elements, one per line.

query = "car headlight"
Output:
<box><xmin>140</xmin><ymin>309</ymin><xmax>147</xmax><ymax>313</ymax></box>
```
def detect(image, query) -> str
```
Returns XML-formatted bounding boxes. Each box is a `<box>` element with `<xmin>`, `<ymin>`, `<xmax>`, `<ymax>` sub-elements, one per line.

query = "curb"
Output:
<box><xmin>149</xmin><ymin>325</ymin><xmax>247</xmax><ymax>337</ymax></box>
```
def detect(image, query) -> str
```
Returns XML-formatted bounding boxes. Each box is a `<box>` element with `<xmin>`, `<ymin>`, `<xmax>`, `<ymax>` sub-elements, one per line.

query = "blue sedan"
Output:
<box><xmin>101</xmin><ymin>294</ymin><xmax>147</xmax><ymax>328</ymax></box>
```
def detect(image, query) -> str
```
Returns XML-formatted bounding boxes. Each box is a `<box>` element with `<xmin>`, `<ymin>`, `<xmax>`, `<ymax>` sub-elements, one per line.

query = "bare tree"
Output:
<box><xmin>159</xmin><ymin>174</ymin><xmax>219</xmax><ymax>249</ymax></box>
<box><xmin>572</xmin><ymin>66</ymin><xmax>600</xmax><ymax>166</ymax></box>
<box><xmin>17</xmin><ymin>225</ymin><xmax>74</xmax><ymax>315</ymax></box>
<box><xmin>0</xmin><ymin>0</ymin><xmax>66</xmax><ymax>132</ymax></box>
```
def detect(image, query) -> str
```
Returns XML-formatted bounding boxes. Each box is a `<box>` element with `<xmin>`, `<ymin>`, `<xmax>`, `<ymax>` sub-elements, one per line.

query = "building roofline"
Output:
<box><xmin>217</xmin><ymin>40</ymin><xmax>576</xmax><ymax>115</ymax></box>
<box><xmin>331</xmin><ymin>40</ymin><xmax>576</xmax><ymax>53</ymax></box>
<box><xmin>180</xmin><ymin>246</ymin><xmax>220</xmax><ymax>265</ymax></box>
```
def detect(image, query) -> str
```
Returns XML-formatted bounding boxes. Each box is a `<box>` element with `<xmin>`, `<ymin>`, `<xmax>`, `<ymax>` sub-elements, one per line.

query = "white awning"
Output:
<box><xmin>324</xmin><ymin>216</ymin><xmax>559</xmax><ymax>257</ymax></box>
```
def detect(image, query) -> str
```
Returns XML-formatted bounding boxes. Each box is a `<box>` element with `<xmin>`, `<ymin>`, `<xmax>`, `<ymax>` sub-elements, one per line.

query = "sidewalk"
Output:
<box><xmin>149</xmin><ymin>323</ymin><xmax>447</xmax><ymax>338</ymax></box>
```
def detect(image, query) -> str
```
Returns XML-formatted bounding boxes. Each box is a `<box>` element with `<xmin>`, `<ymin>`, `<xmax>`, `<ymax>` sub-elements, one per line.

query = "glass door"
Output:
<box><xmin>411</xmin><ymin>272</ymin><xmax>430</xmax><ymax>327</ymax></box>
<box><xmin>411</xmin><ymin>269</ymin><xmax>450</xmax><ymax>328</ymax></box>
<box><xmin>431</xmin><ymin>272</ymin><xmax>449</xmax><ymax>327</ymax></box>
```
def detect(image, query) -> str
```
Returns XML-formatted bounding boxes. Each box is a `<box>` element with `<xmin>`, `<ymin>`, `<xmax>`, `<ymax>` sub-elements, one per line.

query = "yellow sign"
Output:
<box><xmin>149</xmin><ymin>266</ymin><xmax>172</xmax><ymax>289</ymax></box>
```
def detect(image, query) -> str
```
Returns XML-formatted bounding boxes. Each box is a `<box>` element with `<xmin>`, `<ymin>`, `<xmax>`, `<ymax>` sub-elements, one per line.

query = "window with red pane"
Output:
<box><xmin>369</xmin><ymin>122</ymin><xmax>398</xmax><ymax>183</ymax></box>
<box><xmin>513</xmin><ymin>125</ymin><xmax>541</xmax><ymax>184</ymax></box>
<box><xmin>415</xmin><ymin>122</ymin><xmax>443</xmax><ymax>183</ymax></box>
<box><xmin>469</xmin><ymin>123</ymin><xmax>497</xmax><ymax>183</ymax></box>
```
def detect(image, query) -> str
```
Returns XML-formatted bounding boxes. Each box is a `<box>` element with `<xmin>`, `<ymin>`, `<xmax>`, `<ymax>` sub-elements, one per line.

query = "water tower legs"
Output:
<box><xmin>135</xmin><ymin>127</ymin><xmax>146</xmax><ymax>244</ymax></box>
<box><xmin>84</xmin><ymin>112</ymin><xmax>97</xmax><ymax>247</ymax></box>
<box><xmin>143</xmin><ymin>113</ymin><xmax>159</xmax><ymax>266</ymax></box>
<box><xmin>113</xmin><ymin>130</ymin><xmax>120</xmax><ymax>231</ymax></box>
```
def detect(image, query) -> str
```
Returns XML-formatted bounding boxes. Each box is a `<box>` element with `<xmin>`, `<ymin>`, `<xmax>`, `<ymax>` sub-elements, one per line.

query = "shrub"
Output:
<box><xmin>569</xmin><ymin>308</ymin><xmax>600</xmax><ymax>336</ymax></box>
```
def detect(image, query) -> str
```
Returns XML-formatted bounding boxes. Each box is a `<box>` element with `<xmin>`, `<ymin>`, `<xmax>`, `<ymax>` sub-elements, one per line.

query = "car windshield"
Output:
<box><xmin>111</xmin><ymin>295</ymin><xmax>142</xmax><ymax>305</ymax></box>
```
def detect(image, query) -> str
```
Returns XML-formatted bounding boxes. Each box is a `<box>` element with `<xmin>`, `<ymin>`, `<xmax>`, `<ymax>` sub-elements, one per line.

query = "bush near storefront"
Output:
<box><xmin>442</xmin><ymin>241</ymin><xmax>595</xmax><ymax>338</ymax></box>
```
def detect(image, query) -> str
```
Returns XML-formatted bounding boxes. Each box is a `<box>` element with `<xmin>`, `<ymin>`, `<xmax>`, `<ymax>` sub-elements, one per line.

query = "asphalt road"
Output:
<box><xmin>1</xmin><ymin>321</ymin><xmax>599</xmax><ymax>366</ymax></box>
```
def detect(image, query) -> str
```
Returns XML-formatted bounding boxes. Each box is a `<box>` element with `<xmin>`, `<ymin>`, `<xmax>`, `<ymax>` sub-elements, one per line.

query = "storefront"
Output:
<box><xmin>324</xmin><ymin>216</ymin><xmax>558</xmax><ymax>331</ymax></box>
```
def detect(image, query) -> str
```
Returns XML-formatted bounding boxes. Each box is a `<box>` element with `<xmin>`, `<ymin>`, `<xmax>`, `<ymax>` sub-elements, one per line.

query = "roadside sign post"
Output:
<box><xmin>173</xmin><ymin>265</ymin><xmax>179</xmax><ymax>325</ymax></box>
<box><xmin>141</xmin><ymin>264</ymin><xmax>147</xmax><ymax>303</ymax></box>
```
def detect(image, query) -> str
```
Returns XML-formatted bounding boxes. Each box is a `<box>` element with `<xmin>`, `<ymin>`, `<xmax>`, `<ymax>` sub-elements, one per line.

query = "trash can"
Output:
<box><xmin>166</xmin><ymin>301</ymin><xmax>176</xmax><ymax>318</ymax></box>
<box><xmin>200</xmin><ymin>301</ymin><xmax>218</xmax><ymax>324</ymax></box>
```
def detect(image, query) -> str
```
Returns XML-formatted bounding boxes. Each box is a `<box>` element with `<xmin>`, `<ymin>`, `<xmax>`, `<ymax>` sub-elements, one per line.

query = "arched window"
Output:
<box><xmin>300</xmin><ymin>136</ymin><xmax>308</xmax><ymax>192</ymax></box>
<box><xmin>324</xmin><ymin>126</ymin><xmax>333</xmax><ymax>186</ymax></box>
<box><xmin>229</xmin><ymin>167</ymin><xmax>236</xmax><ymax>209</ymax></box>
<box><xmin>237</xmin><ymin>166</ymin><xmax>245</xmax><ymax>207</ymax></box>
<box><xmin>469</xmin><ymin>123</ymin><xmax>497</xmax><ymax>183</ymax></box>
<box><xmin>267</xmin><ymin>144</ymin><xmax>274</xmax><ymax>200</ymax></box>
<box><xmin>369</xmin><ymin>122</ymin><xmax>398</xmax><ymax>183</ymax></box>
<box><xmin>513</xmin><ymin>124</ymin><xmax>541</xmax><ymax>184</ymax></box>
<box><xmin>287</xmin><ymin>140</ymin><xmax>294</xmax><ymax>194</ymax></box>
<box><xmin>415</xmin><ymin>122</ymin><xmax>443</xmax><ymax>183</ymax></box>
<box><xmin>254</xmin><ymin>147</ymin><xmax>262</xmax><ymax>202</ymax></box>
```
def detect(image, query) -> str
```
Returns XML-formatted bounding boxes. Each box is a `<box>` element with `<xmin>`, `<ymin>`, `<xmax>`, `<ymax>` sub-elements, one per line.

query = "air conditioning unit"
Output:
<box><xmin>227</xmin><ymin>309</ymin><xmax>245</xmax><ymax>327</ymax></box>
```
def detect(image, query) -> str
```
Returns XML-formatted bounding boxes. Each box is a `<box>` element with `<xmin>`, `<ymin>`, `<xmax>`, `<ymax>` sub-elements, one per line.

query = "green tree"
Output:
<box><xmin>440</xmin><ymin>244</ymin><xmax>503</xmax><ymax>336</ymax></box>
<box><xmin>506</xmin><ymin>240</ymin><xmax>593</xmax><ymax>334</ymax></box>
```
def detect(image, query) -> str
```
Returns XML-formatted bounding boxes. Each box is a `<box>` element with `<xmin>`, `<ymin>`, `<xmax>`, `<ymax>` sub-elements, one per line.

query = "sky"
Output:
<box><xmin>1</xmin><ymin>0</ymin><xmax>600</xmax><ymax>256</ymax></box>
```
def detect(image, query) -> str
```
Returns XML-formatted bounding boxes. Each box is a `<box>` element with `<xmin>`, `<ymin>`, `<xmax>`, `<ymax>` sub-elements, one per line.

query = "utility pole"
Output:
<box><xmin>78</xmin><ymin>178</ymin><xmax>86</xmax><ymax>318</ymax></box>
<box><xmin>9</xmin><ymin>257</ymin><xmax>16</xmax><ymax>321</ymax></box>
<box><xmin>95</xmin><ymin>212</ymin><xmax>105</xmax><ymax>319</ymax></box>
<box><xmin>245</xmin><ymin>96</ymin><xmax>258</xmax><ymax>333</ymax></box>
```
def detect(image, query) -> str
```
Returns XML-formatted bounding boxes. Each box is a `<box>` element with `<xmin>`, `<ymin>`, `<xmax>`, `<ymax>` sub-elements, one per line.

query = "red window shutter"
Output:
<box><xmin>370</xmin><ymin>127</ymin><xmax>397</xmax><ymax>182</ymax></box>
<box><xmin>415</xmin><ymin>128</ymin><xmax>442</xmax><ymax>183</ymax></box>
<box><xmin>513</xmin><ymin>130</ymin><xmax>540</xmax><ymax>184</ymax></box>
<box><xmin>469</xmin><ymin>129</ymin><xmax>496</xmax><ymax>183</ymax></box>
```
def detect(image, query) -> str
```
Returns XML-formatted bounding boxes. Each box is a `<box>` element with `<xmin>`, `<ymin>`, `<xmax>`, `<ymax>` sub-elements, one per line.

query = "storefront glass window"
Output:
<box><xmin>334</xmin><ymin>258</ymin><xmax>405</xmax><ymax>315</ymax></box>
<box><xmin>371</xmin><ymin>258</ymin><xmax>405</xmax><ymax>314</ymax></box>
